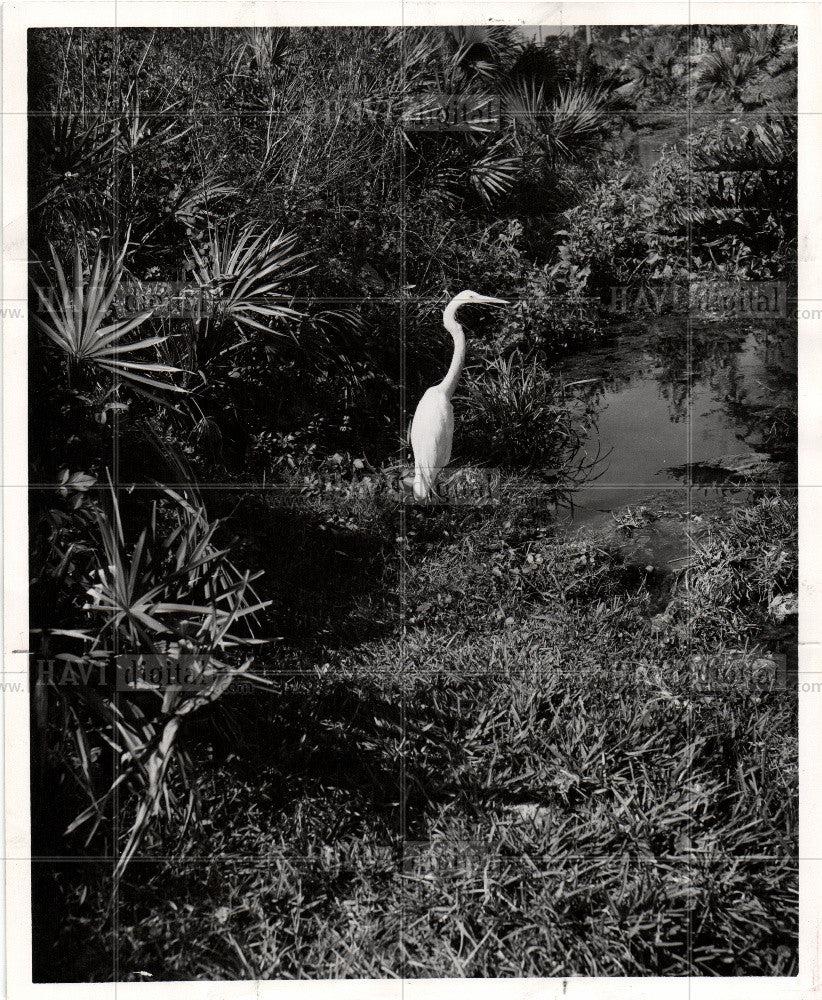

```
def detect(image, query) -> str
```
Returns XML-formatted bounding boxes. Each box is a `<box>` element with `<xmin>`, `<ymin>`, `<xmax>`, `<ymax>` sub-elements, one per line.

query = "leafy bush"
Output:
<box><xmin>555</xmin><ymin>115</ymin><xmax>796</xmax><ymax>302</ymax></box>
<box><xmin>686</xmin><ymin>117</ymin><xmax>796</xmax><ymax>278</ymax></box>
<box><xmin>495</xmin><ymin>261</ymin><xmax>602</xmax><ymax>357</ymax></box>
<box><xmin>553</xmin><ymin>154</ymin><xmax>690</xmax><ymax>300</ymax></box>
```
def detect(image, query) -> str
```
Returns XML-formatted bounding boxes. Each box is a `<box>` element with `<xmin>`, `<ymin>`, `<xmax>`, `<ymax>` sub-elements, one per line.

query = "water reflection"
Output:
<box><xmin>558</xmin><ymin>318</ymin><xmax>796</xmax><ymax>521</ymax></box>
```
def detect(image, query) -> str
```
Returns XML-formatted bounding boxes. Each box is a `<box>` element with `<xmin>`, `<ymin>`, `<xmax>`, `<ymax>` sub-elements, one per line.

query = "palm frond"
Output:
<box><xmin>117</xmin><ymin>83</ymin><xmax>192</xmax><ymax>158</ymax></box>
<box><xmin>170</xmin><ymin>171</ymin><xmax>238</xmax><ymax>232</ymax></box>
<box><xmin>188</xmin><ymin>223</ymin><xmax>312</xmax><ymax>339</ymax></box>
<box><xmin>467</xmin><ymin>139</ymin><xmax>521</xmax><ymax>205</ymax></box>
<box><xmin>35</xmin><ymin>111</ymin><xmax>118</xmax><ymax>182</ymax></box>
<box><xmin>230</xmin><ymin>27</ymin><xmax>291</xmax><ymax>82</ymax></box>
<box><xmin>502</xmin><ymin>80</ymin><xmax>608</xmax><ymax>161</ymax></box>
<box><xmin>501</xmin><ymin>78</ymin><xmax>549</xmax><ymax>130</ymax></box>
<box><xmin>448</xmin><ymin>25</ymin><xmax>519</xmax><ymax>81</ymax></box>
<box><xmin>47</xmin><ymin>483</ymin><xmax>270</xmax><ymax>877</ymax></box>
<box><xmin>548</xmin><ymin>85</ymin><xmax>609</xmax><ymax>158</ymax></box>
<box><xmin>30</xmin><ymin>112</ymin><xmax>118</xmax><ymax>225</ymax></box>
<box><xmin>696</xmin><ymin>47</ymin><xmax>769</xmax><ymax>99</ymax></box>
<box><xmin>31</xmin><ymin>237</ymin><xmax>187</xmax><ymax>396</ymax></box>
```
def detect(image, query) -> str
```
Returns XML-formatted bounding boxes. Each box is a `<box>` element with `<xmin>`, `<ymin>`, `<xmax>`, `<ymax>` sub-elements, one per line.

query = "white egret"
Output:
<box><xmin>410</xmin><ymin>290</ymin><xmax>508</xmax><ymax>501</ymax></box>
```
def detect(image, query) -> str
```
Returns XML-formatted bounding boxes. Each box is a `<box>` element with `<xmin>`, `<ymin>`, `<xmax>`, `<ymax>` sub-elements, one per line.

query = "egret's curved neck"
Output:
<box><xmin>437</xmin><ymin>303</ymin><xmax>466</xmax><ymax>399</ymax></box>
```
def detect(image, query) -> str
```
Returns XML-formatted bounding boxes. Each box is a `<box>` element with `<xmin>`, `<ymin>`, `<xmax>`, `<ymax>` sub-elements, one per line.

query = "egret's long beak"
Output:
<box><xmin>477</xmin><ymin>295</ymin><xmax>509</xmax><ymax>306</ymax></box>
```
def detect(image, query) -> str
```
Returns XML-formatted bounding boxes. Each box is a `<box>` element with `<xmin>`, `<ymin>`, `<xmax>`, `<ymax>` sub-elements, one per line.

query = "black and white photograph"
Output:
<box><xmin>6</xmin><ymin>2</ymin><xmax>816</xmax><ymax>990</ymax></box>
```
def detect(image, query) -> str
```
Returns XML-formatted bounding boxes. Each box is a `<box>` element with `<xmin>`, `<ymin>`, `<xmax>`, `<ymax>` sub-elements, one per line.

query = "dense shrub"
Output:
<box><xmin>555</xmin><ymin>115</ymin><xmax>796</xmax><ymax>303</ymax></box>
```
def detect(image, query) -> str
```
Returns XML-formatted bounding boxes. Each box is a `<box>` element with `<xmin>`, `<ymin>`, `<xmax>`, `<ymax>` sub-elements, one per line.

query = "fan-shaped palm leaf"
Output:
<box><xmin>402</xmin><ymin>86</ymin><xmax>500</xmax><ymax>135</ymax></box>
<box><xmin>448</xmin><ymin>25</ymin><xmax>519</xmax><ymax>82</ymax></box>
<box><xmin>467</xmin><ymin>139</ymin><xmax>521</xmax><ymax>204</ymax></box>
<box><xmin>31</xmin><ymin>238</ymin><xmax>186</xmax><ymax>395</ymax></box>
<box><xmin>187</xmin><ymin>223</ymin><xmax>312</xmax><ymax>338</ymax></box>
<box><xmin>697</xmin><ymin>47</ymin><xmax>769</xmax><ymax>99</ymax></box>
<box><xmin>502</xmin><ymin>80</ymin><xmax>608</xmax><ymax>162</ymax></box>
<box><xmin>230</xmin><ymin>27</ymin><xmax>290</xmax><ymax>82</ymax></box>
<box><xmin>548</xmin><ymin>85</ymin><xmax>609</xmax><ymax>158</ymax></box>
<box><xmin>501</xmin><ymin>77</ymin><xmax>549</xmax><ymax>132</ymax></box>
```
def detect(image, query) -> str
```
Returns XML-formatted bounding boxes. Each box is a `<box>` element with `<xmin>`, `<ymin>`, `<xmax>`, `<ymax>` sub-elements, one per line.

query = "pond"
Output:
<box><xmin>557</xmin><ymin>318</ymin><xmax>797</xmax><ymax>525</ymax></box>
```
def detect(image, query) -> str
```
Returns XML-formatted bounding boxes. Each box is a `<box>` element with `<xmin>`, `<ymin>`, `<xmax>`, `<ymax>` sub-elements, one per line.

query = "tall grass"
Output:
<box><xmin>461</xmin><ymin>351</ymin><xmax>588</xmax><ymax>473</ymax></box>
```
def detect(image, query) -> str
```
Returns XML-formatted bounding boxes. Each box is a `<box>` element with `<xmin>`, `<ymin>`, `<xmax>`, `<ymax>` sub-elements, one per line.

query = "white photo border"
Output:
<box><xmin>4</xmin><ymin>3</ymin><xmax>819</xmax><ymax>997</ymax></box>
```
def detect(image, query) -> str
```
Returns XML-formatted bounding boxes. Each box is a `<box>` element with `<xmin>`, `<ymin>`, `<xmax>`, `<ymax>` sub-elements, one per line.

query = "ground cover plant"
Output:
<box><xmin>34</xmin><ymin>488</ymin><xmax>797</xmax><ymax>979</ymax></box>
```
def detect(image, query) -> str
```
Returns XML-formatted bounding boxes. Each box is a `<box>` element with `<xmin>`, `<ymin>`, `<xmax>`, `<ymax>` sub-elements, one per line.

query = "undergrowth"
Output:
<box><xmin>36</xmin><ymin>488</ymin><xmax>797</xmax><ymax>980</ymax></box>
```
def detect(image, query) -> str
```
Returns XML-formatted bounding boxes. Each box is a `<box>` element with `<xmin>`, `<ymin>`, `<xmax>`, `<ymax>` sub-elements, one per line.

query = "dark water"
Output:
<box><xmin>557</xmin><ymin>318</ymin><xmax>796</xmax><ymax>524</ymax></box>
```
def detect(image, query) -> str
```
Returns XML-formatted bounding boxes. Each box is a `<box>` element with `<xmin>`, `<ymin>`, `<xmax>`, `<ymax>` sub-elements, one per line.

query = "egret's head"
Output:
<box><xmin>448</xmin><ymin>289</ymin><xmax>509</xmax><ymax>313</ymax></box>
<box><xmin>444</xmin><ymin>290</ymin><xmax>508</xmax><ymax>325</ymax></box>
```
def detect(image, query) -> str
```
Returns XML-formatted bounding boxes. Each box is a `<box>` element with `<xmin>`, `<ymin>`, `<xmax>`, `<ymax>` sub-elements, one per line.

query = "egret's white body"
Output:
<box><xmin>410</xmin><ymin>290</ymin><xmax>508</xmax><ymax>501</ymax></box>
<box><xmin>410</xmin><ymin>386</ymin><xmax>455</xmax><ymax>501</ymax></box>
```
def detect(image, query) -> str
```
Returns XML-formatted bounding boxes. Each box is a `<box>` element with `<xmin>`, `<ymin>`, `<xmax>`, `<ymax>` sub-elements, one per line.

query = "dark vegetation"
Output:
<box><xmin>29</xmin><ymin>24</ymin><xmax>797</xmax><ymax>979</ymax></box>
